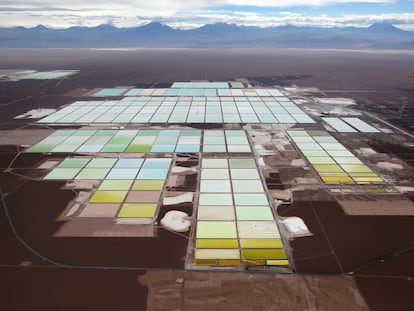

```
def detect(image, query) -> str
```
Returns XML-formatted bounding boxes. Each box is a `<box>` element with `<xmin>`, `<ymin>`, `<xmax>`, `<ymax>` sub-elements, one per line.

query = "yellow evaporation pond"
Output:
<box><xmin>218</xmin><ymin>260</ymin><xmax>241</xmax><ymax>266</ymax></box>
<box><xmin>240</xmin><ymin>239</ymin><xmax>283</xmax><ymax>249</ymax></box>
<box><xmin>341</xmin><ymin>164</ymin><xmax>373</xmax><ymax>173</ymax></box>
<box><xmin>266</xmin><ymin>260</ymin><xmax>289</xmax><ymax>266</ymax></box>
<box><xmin>348</xmin><ymin>172</ymin><xmax>378</xmax><ymax>177</ymax></box>
<box><xmin>117</xmin><ymin>203</ymin><xmax>157</xmax><ymax>218</ymax></box>
<box><xmin>313</xmin><ymin>164</ymin><xmax>344</xmax><ymax>173</ymax></box>
<box><xmin>322</xmin><ymin>176</ymin><xmax>354</xmax><ymax>183</ymax></box>
<box><xmin>243</xmin><ymin>259</ymin><xmax>266</xmax><ymax>266</ymax></box>
<box><xmin>333</xmin><ymin>157</ymin><xmax>363</xmax><ymax>164</ymax></box>
<box><xmin>131</xmin><ymin>180</ymin><xmax>165</xmax><ymax>190</ymax></box>
<box><xmin>195</xmin><ymin>259</ymin><xmax>217</xmax><ymax>265</ymax></box>
<box><xmin>353</xmin><ymin>177</ymin><xmax>383</xmax><ymax>183</ymax></box>
<box><xmin>89</xmin><ymin>191</ymin><xmax>127</xmax><ymax>203</ymax></box>
<box><xmin>196</xmin><ymin>239</ymin><xmax>239</xmax><ymax>248</ymax></box>
<box><xmin>241</xmin><ymin>249</ymin><xmax>287</xmax><ymax>259</ymax></box>
<box><xmin>307</xmin><ymin>157</ymin><xmax>336</xmax><ymax>165</ymax></box>
<box><xmin>319</xmin><ymin>172</ymin><xmax>349</xmax><ymax>177</ymax></box>
<box><xmin>195</xmin><ymin>249</ymin><xmax>240</xmax><ymax>260</ymax></box>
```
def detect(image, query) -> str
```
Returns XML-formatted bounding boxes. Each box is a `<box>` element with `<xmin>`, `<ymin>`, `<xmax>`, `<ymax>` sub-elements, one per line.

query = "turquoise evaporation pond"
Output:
<box><xmin>37</xmin><ymin>93</ymin><xmax>316</xmax><ymax>125</ymax></box>
<box><xmin>19</xmin><ymin>71</ymin><xmax>76</xmax><ymax>79</ymax></box>
<box><xmin>93</xmin><ymin>88</ymin><xmax>127</xmax><ymax>97</ymax></box>
<box><xmin>43</xmin><ymin>157</ymin><xmax>173</xmax><ymax>181</ymax></box>
<box><xmin>27</xmin><ymin>129</ymin><xmax>204</xmax><ymax>154</ymax></box>
<box><xmin>342</xmin><ymin>117</ymin><xmax>380</xmax><ymax>133</ymax></box>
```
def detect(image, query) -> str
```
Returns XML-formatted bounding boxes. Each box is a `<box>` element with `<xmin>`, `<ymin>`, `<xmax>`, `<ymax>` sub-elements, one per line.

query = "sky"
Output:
<box><xmin>0</xmin><ymin>0</ymin><xmax>413</xmax><ymax>30</ymax></box>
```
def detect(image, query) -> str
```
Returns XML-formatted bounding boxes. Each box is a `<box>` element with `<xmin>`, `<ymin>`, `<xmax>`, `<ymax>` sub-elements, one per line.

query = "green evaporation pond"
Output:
<box><xmin>196</xmin><ymin>221</ymin><xmax>237</xmax><ymax>239</ymax></box>
<box><xmin>232</xmin><ymin>180</ymin><xmax>264</xmax><ymax>193</ymax></box>
<box><xmin>126</xmin><ymin>145</ymin><xmax>152</xmax><ymax>152</ymax></box>
<box><xmin>118</xmin><ymin>203</ymin><xmax>157</xmax><ymax>218</ymax></box>
<box><xmin>26</xmin><ymin>144</ymin><xmax>56</xmax><ymax>153</ymax></box>
<box><xmin>236</xmin><ymin>206</ymin><xmax>273</xmax><ymax>220</ymax></box>
<box><xmin>44</xmin><ymin>168</ymin><xmax>81</xmax><ymax>180</ymax></box>
<box><xmin>108</xmin><ymin>136</ymin><xmax>134</xmax><ymax>145</ymax></box>
<box><xmin>86</xmin><ymin>158</ymin><xmax>117</xmax><ymax>168</ymax></box>
<box><xmin>72</xmin><ymin>130</ymin><xmax>96</xmax><ymax>136</ymax></box>
<box><xmin>230</xmin><ymin>169</ymin><xmax>260</xmax><ymax>179</ymax></box>
<box><xmin>199</xmin><ymin>193</ymin><xmax>233</xmax><ymax>205</ymax></box>
<box><xmin>203</xmin><ymin>136</ymin><xmax>225</xmax><ymax>144</ymax></box>
<box><xmin>75</xmin><ymin>168</ymin><xmax>110</xmax><ymax>179</ymax></box>
<box><xmin>57</xmin><ymin>158</ymin><xmax>91</xmax><ymax>168</ymax></box>
<box><xmin>96</xmin><ymin>129</ymin><xmax>119</xmax><ymax>136</ymax></box>
<box><xmin>137</xmin><ymin>130</ymin><xmax>160</xmax><ymax>136</ymax></box>
<box><xmin>101</xmin><ymin>145</ymin><xmax>127</xmax><ymax>152</ymax></box>
<box><xmin>52</xmin><ymin>145</ymin><xmax>80</xmax><ymax>152</ymax></box>
<box><xmin>50</xmin><ymin>129</ymin><xmax>77</xmax><ymax>136</ymax></box>
<box><xmin>234</xmin><ymin>194</ymin><xmax>269</xmax><ymax>206</ymax></box>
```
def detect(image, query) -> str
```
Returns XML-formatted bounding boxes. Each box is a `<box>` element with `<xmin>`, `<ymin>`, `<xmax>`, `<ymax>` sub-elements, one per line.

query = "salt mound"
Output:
<box><xmin>290</xmin><ymin>159</ymin><xmax>306</xmax><ymax>167</ymax></box>
<box><xmin>161</xmin><ymin>211</ymin><xmax>191</xmax><ymax>232</ymax></box>
<box><xmin>375</xmin><ymin>162</ymin><xmax>403</xmax><ymax>170</ymax></box>
<box><xmin>281</xmin><ymin>217</ymin><xmax>312</xmax><ymax>238</ymax></box>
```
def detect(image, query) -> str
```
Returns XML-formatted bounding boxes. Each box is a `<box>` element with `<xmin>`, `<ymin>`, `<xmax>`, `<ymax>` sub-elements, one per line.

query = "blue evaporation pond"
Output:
<box><xmin>137</xmin><ymin>168</ymin><xmax>169</xmax><ymax>179</ymax></box>
<box><xmin>142</xmin><ymin>158</ymin><xmax>172</xmax><ymax>168</ymax></box>
<box><xmin>106</xmin><ymin>168</ymin><xmax>140</xmax><ymax>180</ymax></box>
<box><xmin>114</xmin><ymin>158</ymin><xmax>144</xmax><ymax>168</ymax></box>
<box><xmin>151</xmin><ymin>145</ymin><xmax>175</xmax><ymax>152</ymax></box>
<box><xmin>93</xmin><ymin>88</ymin><xmax>127</xmax><ymax>97</ymax></box>
<box><xmin>124</xmin><ymin>89</ymin><xmax>142</xmax><ymax>96</ymax></box>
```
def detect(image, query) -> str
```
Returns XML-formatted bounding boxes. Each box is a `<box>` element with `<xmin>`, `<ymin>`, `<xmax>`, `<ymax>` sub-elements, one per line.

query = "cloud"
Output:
<box><xmin>0</xmin><ymin>0</ymin><xmax>398</xmax><ymax>12</ymax></box>
<box><xmin>0</xmin><ymin>0</ymin><xmax>412</xmax><ymax>29</ymax></box>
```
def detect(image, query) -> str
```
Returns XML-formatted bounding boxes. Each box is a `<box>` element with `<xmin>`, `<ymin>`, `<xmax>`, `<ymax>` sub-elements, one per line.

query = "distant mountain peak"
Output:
<box><xmin>367</xmin><ymin>22</ymin><xmax>403</xmax><ymax>33</ymax></box>
<box><xmin>142</xmin><ymin>22</ymin><xmax>169</xmax><ymax>29</ymax></box>
<box><xmin>0</xmin><ymin>21</ymin><xmax>412</xmax><ymax>49</ymax></box>
<box><xmin>32</xmin><ymin>25</ymin><xmax>47</xmax><ymax>30</ymax></box>
<box><xmin>93</xmin><ymin>24</ymin><xmax>118</xmax><ymax>30</ymax></box>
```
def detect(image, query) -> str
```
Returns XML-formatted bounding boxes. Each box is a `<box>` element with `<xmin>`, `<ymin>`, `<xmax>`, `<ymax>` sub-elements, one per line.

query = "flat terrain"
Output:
<box><xmin>1</xmin><ymin>48</ymin><xmax>414</xmax><ymax>310</ymax></box>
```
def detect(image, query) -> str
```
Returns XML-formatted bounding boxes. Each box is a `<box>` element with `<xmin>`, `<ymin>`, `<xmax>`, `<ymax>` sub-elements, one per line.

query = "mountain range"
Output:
<box><xmin>0</xmin><ymin>22</ymin><xmax>413</xmax><ymax>49</ymax></box>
